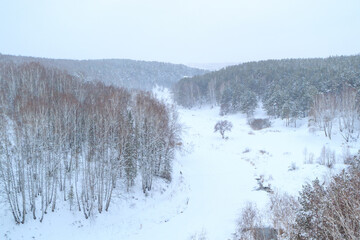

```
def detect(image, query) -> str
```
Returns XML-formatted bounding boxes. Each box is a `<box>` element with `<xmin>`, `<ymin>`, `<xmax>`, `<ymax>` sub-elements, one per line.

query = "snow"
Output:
<box><xmin>1</xmin><ymin>89</ymin><xmax>358</xmax><ymax>240</ymax></box>
<box><xmin>186</xmin><ymin>62</ymin><xmax>239</xmax><ymax>71</ymax></box>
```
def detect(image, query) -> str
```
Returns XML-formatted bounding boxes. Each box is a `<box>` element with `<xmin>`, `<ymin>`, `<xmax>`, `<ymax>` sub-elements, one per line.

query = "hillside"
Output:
<box><xmin>0</xmin><ymin>62</ymin><xmax>180</xmax><ymax>227</ymax></box>
<box><xmin>174</xmin><ymin>55</ymin><xmax>360</xmax><ymax>119</ymax></box>
<box><xmin>2</xmin><ymin>95</ymin><xmax>358</xmax><ymax>239</ymax></box>
<box><xmin>0</xmin><ymin>66</ymin><xmax>359</xmax><ymax>238</ymax></box>
<box><xmin>0</xmin><ymin>54</ymin><xmax>207</xmax><ymax>90</ymax></box>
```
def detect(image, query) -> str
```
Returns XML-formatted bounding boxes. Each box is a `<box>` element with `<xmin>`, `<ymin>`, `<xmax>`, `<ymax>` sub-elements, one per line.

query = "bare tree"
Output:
<box><xmin>311</xmin><ymin>93</ymin><xmax>337</xmax><ymax>139</ymax></box>
<box><xmin>311</xmin><ymin>87</ymin><xmax>359</xmax><ymax>141</ymax></box>
<box><xmin>338</xmin><ymin>86</ymin><xmax>359</xmax><ymax>142</ymax></box>
<box><xmin>268</xmin><ymin>191</ymin><xmax>299</xmax><ymax>239</ymax></box>
<box><xmin>214</xmin><ymin>120</ymin><xmax>233</xmax><ymax>139</ymax></box>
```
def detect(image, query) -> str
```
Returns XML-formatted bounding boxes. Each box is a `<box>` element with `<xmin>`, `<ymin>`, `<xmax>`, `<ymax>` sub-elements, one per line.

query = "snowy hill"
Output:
<box><xmin>1</xmin><ymin>87</ymin><xmax>357</xmax><ymax>239</ymax></box>
<box><xmin>0</xmin><ymin>53</ymin><xmax>207</xmax><ymax>90</ymax></box>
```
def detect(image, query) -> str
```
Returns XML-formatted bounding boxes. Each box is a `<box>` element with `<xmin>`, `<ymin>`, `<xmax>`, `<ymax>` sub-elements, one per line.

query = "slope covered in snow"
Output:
<box><xmin>0</xmin><ymin>54</ymin><xmax>208</xmax><ymax>90</ymax></box>
<box><xmin>1</xmin><ymin>90</ymin><xmax>357</xmax><ymax>240</ymax></box>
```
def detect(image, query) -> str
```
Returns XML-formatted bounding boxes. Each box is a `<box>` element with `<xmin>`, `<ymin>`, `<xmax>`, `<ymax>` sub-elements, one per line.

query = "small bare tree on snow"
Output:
<box><xmin>311</xmin><ymin>87</ymin><xmax>359</xmax><ymax>141</ymax></box>
<box><xmin>214</xmin><ymin>120</ymin><xmax>233</xmax><ymax>139</ymax></box>
<box><xmin>311</xmin><ymin>93</ymin><xmax>337</xmax><ymax>139</ymax></box>
<box><xmin>268</xmin><ymin>191</ymin><xmax>299</xmax><ymax>239</ymax></box>
<box><xmin>234</xmin><ymin>202</ymin><xmax>278</xmax><ymax>240</ymax></box>
<box><xmin>338</xmin><ymin>86</ymin><xmax>359</xmax><ymax>142</ymax></box>
<box><xmin>234</xmin><ymin>202</ymin><xmax>261</xmax><ymax>240</ymax></box>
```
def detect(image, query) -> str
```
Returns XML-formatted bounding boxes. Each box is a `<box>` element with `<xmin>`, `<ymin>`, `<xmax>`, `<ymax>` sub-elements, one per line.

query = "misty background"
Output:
<box><xmin>1</xmin><ymin>0</ymin><xmax>359</xmax><ymax>65</ymax></box>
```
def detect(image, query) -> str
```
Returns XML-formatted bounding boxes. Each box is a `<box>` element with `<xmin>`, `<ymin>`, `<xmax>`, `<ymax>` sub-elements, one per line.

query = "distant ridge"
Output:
<box><xmin>0</xmin><ymin>53</ymin><xmax>208</xmax><ymax>90</ymax></box>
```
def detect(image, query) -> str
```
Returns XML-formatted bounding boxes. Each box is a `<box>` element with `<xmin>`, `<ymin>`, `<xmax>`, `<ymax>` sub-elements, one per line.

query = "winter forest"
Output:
<box><xmin>174</xmin><ymin>56</ymin><xmax>360</xmax><ymax>119</ymax></box>
<box><xmin>0</xmin><ymin>53</ymin><xmax>360</xmax><ymax>240</ymax></box>
<box><xmin>0</xmin><ymin>62</ymin><xmax>180</xmax><ymax>223</ymax></box>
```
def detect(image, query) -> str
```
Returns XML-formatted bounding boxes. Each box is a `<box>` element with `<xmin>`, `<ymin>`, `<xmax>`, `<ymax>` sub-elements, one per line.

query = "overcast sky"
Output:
<box><xmin>1</xmin><ymin>0</ymin><xmax>359</xmax><ymax>64</ymax></box>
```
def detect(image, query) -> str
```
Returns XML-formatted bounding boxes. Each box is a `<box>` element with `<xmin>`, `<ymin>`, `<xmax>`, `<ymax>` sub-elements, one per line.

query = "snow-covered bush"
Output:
<box><xmin>243</xmin><ymin>148</ymin><xmax>251</xmax><ymax>154</ymax></box>
<box><xmin>303</xmin><ymin>148</ymin><xmax>314</xmax><ymax>164</ymax></box>
<box><xmin>189</xmin><ymin>229</ymin><xmax>207</xmax><ymax>240</ymax></box>
<box><xmin>288</xmin><ymin>162</ymin><xmax>298</xmax><ymax>171</ymax></box>
<box><xmin>317</xmin><ymin>146</ymin><xmax>336</xmax><ymax>168</ymax></box>
<box><xmin>248</xmin><ymin>118</ymin><xmax>271</xmax><ymax>130</ymax></box>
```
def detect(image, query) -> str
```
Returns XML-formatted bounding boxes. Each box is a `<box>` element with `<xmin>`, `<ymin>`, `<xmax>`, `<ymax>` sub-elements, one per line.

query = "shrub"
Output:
<box><xmin>317</xmin><ymin>146</ymin><xmax>336</xmax><ymax>168</ymax></box>
<box><xmin>234</xmin><ymin>202</ymin><xmax>279</xmax><ymax>240</ymax></box>
<box><xmin>248</xmin><ymin>118</ymin><xmax>271</xmax><ymax>130</ymax></box>
<box><xmin>288</xmin><ymin>162</ymin><xmax>298</xmax><ymax>171</ymax></box>
<box><xmin>189</xmin><ymin>229</ymin><xmax>207</xmax><ymax>240</ymax></box>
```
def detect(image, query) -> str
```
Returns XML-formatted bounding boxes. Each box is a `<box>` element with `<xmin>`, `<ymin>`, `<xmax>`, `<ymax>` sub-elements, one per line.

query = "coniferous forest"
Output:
<box><xmin>174</xmin><ymin>55</ymin><xmax>360</xmax><ymax>120</ymax></box>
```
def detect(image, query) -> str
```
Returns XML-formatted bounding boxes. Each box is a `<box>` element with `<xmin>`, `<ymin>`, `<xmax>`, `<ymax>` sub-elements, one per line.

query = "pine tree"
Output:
<box><xmin>295</xmin><ymin>179</ymin><xmax>327</xmax><ymax>239</ymax></box>
<box><xmin>220</xmin><ymin>88</ymin><xmax>232</xmax><ymax>116</ymax></box>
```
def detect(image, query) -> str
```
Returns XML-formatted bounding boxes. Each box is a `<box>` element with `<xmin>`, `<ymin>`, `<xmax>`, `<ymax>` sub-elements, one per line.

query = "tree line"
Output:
<box><xmin>0</xmin><ymin>62</ymin><xmax>180</xmax><ymax>223</ymax></box>
<box><xmin>174</xmin><ymin>55</ymin><xmax>360</xmax><ymax>120</ymax></box>
<box><xmin>0</xmin><ymin>53</ymin><xmax>208</xmax><ymax>90</ymax></box>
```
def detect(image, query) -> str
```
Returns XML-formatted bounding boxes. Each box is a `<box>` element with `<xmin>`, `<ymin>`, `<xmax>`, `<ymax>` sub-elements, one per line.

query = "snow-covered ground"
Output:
<box><xmin>1</xmin><ymin>89</ymin><xmax>358</xmax><ymax>240</ymax></box>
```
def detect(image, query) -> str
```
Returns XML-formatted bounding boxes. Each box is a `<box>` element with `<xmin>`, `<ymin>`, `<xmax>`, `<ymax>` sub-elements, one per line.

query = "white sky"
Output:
<box><xmin>1</xmin><ymin>0</ymin><xmax>359</xmax><ymax>64</ymax></box>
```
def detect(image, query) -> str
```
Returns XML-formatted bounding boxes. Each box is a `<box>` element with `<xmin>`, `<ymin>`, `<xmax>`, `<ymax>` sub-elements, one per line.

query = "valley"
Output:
<box><xmin>2</xmin><ymin>89</ymin><xmax>355</xmax><ymax>239</ymax></box>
